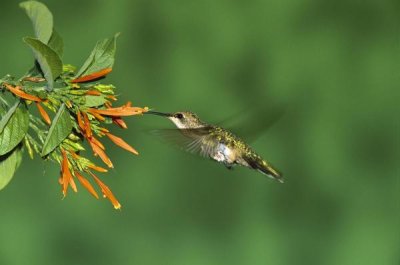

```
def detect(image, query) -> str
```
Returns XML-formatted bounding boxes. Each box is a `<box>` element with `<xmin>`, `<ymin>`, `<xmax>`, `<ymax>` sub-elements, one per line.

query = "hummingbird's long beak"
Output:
<box><xmin>145</xmin><ymin>110</ymin><xmax>173</xmax><ymax>117</ymax></box>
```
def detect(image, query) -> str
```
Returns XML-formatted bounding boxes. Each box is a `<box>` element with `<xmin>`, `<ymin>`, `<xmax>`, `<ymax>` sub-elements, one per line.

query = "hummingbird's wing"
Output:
<box><xmin>150</xmin><ymin>127</ymin><xmax>219</xmax><ymax>158</ymax></box>
<box><xmin>217</xmin><ymin>104</ymin><xmax>286</xmax><ymax>143</ymax></box>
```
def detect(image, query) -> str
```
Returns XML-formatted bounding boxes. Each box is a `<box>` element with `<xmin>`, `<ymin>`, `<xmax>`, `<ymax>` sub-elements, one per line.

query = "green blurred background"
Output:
<box><xmin>0</xmin><ymin>0</ymin><xmax>399</xmax><ymax>264</ymax></box>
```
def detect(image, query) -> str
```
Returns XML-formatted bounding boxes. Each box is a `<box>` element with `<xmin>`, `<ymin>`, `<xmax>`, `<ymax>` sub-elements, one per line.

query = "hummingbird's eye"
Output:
<box><xmin>175</xmin><ymin>113</ymin><xmax>184</xmax><ymax>119</ymax></box>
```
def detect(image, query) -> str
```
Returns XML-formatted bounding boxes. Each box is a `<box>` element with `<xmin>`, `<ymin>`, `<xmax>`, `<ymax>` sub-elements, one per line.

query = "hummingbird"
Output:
<box><xmin>146</xmin><ymin>110</ymin><xmax>283</xmax><ymax>183</ymax></box>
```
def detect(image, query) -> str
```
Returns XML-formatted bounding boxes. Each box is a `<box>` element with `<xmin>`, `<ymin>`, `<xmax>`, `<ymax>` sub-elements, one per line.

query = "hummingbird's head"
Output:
<box><xmin>146</xmin><ymin>110</ymin><xmax>206</xmax><ymax>129</ymax></box>
<box><xmin>168</xmin><ymin>111</ymin><xmax>206</xmax><ymax>129</ymax></box>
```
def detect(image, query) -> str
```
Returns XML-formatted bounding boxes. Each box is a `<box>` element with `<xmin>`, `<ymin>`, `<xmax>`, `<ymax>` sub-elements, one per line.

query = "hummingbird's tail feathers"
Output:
<box><xmin>244</xmin><ymin>156</ymin><xmax>284</xmax><ymax>183</ymax></box>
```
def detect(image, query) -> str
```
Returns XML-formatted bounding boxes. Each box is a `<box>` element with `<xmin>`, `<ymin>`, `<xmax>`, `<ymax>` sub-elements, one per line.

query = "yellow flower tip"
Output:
<box><xmin>89</xmin><ymin>171</ymin><xmax>121</xmax><ymax>209</ymax></box>
<box><xmin>65</xmin><ymin>100</ymin><xmax>73</xmax><ymax>108</ymax></box>
<box><xmin>100</xmin><ymin>128</ymin><xmax>110</xmax><ymax>133</ymax></box>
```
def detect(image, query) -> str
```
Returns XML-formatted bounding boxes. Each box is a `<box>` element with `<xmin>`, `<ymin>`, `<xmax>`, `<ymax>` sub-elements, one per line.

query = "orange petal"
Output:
<box><xmin>88</xmin><ymin>106</ymin><xmax>146</xmax><ymax>117</ymax></box>
<box><xmin>70</xmin><ymin>151</ymin><xmax>80</xmax><ymax>160</ymax></box>
<box><xmin>112</xmin><ymin>117</ymin><xmax>128</xmax><ymax>129</ymax></box>
<box><xmin>5</xmin><ymin>84</ymin><xmax>41</xmax><ymax>102</ymax></box>
<box><xmin>69</xmin><ymin>176</ymin><xmax>78</xmax><ymax>193</ymax></box>
<box><xmin>89</xmin><ymin>171</ymin><xmax>121</xmax><ymax>209</ymax></box>
<box><xmin>61</xmin><ymin>149</ymin><xmax>73</xmax><ymax>197</ymax></box>
<box><xmin>89</xmin><ymin>111</ymin><xmax>106</xmax><ymax>121</ymax></box>
<box><xmin>36</xmin><ymin>102</ymin><xmax>51</xmax><ymax>125</ymax></box>
<box><xmin>71</xmin><ymin>68</ymin><xmax>112</xmax><ymax>83</ymax></box>
<box><xmin>106</xmin><ymin>132</ymin><xmax>138</xmax><ymax>155</ymax></box>
<box><xmin>89</xmin><ymin>140</ymin><xmax>113</xmax><ymax>168</ymax></box>
<box><xmin>100</xmin><ymin>127</ymin><xmax>110</xmax><ymax>133</ymax></box>
<box><xmin>106</xmin><ymin>95</ymin><xmax>117</xmax><ymax>101</ymax></box>
<box><xmin>89</xmin><ymin>136</ymin><xmax>105</xmax><ymax>150</ymax></box>
<box><xmin>82</xmin><ymin>112</ymin><xmax>92</xmax><ymax>138</ymax></box>
<box><xmin>75</xmin><ymin>171</ymin><xmax>99</xmax><ymax>199</ymax></box>
<box><xmin>87</xmin><ymin>164</ymin><xmax>108</xmax><ymax>173</ymax></box>
<box><xmin>77</xmin><ymin>111</ymin><xmax>85</xmax><ymax>133</ymax></box>
<box><xmin>85</xmin><ymin>90</ymin><xmax>102</xmax><ymax>96</ymax></box>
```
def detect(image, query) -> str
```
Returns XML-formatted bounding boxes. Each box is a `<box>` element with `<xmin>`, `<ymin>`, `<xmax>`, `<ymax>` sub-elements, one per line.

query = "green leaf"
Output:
<box><xmin>48</xmin><ymin>29</ymin><xmax>64</xmax><ymax>58</ymax></box>
<box><xmin>0</xmin><ymin>102</ymin><xmax>29</xmax><ymax>156</ymax></box>
<box><xmin>20</xmin><ymin>1</ymin><xmax>53</xmax><ymax>44</ymax></box>
<box><xmin>0</xmin><ymin>145</ymin><xmax>23</xmax><ymax>190</ymax></box>
<box><xmin>75</xmin><ymin>33</ymin><xmax>120</xmax><ymax>78</ymax></box>
<box><xmin>0</xmin><ymin>101</ymin><xmax>19</xmax><ymax>134</ymax></box>
<box><xmin>41</xmin><ymin>104</ymin><xmax>72</xmax><ymax>157</ymax></box>
<box><xmin>24</xmin><ymin>37</ymin><xmax>62</xmax><ymax>90</ymax></box>
<box><xmin>84</xmin><ymin>95</ymin><xmax>107</xmax><ymax>107</ymax></box>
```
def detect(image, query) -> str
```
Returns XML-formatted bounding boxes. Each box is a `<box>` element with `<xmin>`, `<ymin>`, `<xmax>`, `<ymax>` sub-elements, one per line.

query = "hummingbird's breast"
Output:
<box><xmin>211</xmin><ymin>143</ymin><xmax>236</xmax><ymax>163</ymax></box>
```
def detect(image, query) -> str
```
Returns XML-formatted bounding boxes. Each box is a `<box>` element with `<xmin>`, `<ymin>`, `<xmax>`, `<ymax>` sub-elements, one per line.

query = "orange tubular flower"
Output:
<box><xmin>89</xmin><ymin>136</ymin><xmax>105</xmax><ymax>151</ymax></box>
<box><xmin>70</xmin><ymin>151</ymin><xmax>80</xmax><ymax>160</ymax></box>
<box><xmin>106</xmin><ymin>95</ymin><xmax>117</xmax><ymax>101</ymax></box>
<box><xmin>85</xmin><ymin>90</ymin><xmax>102</xmax><ymax>96</ymax></box>
<box><xmin>4</xmin><ymin>84</ymin><xmax>42</xmax><ymax>102</ymax></box>
<box><xmin>82</xmin><ymin>112</ymin><xmax>93</xmax><ymax>138</ymax></box>
<box><xmin>89</xmin><ymin>139</ymin><xmax>113</xmax><ymax>168</ymax></box>
<box><xmin>36</xmin><ymin>102</ymin><xmax>51</xmax><ymax>125</ymax></box>
<box><xmin>88</xmin><ymin>171</ymin><xmax>121</xmax><ymax>209</ymax></box>
<box><xmin>77</xmin><ymin>111</ymin><xmax>85</xmax><ymax>132</ymax></box>
<box><xmin>77</xmin><ymin>110</ymin><xmax>114</xmax><ymax>168</ymax></box>
<box><xmin>112</xmin><ymin>117</ymin><xmax>127</xmax><ymax>129</ymax></box>
<box><xmin>89</xmin><ymin>111</ymin><xmax>106</xmax><ymax>122</ymax></box>
<box><xmin>69</xmin><ymin>177</ymin><xmax>78</xmax><ymax>193</ymax></box>
<box><xmin>71</xmin><ymin>68</ymin><xmax>112</xmax><ymax>83</ymax></box>
<box><xmin>104</xmin><ymin>101</ymin><xmax>113</xmax><ymax>108</ymax></box>
<box><xmin>75</xmin><ymin>171</ymin><xmax>99</xmax><ymax>199</ymax></box>
<box><xmin>61</xmin><ymin>149</ymin><xmax>76</xmax><ymax>196</ymax></box>
<box><xmin>87</xmin><ymin>164</ymin><xmax>108</xmax><ymax>173</ymax></box>
<box><xmin>106</xmin><ymin>132</ymin><xmax>138</xmax><ymax>155</ymax></box>
<box><xmin>100</xmin><ymin>128</ymin><xmax>110</xmax><ymax>134</ymax></box>
<box><xmin>88</xmin><ymin>104</ymin><xmax>147</xmax><ymax>117</ymax></box>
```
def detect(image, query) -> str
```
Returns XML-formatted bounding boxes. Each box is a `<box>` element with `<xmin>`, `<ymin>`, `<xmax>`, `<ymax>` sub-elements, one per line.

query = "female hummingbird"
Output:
<box><xmin>146</xmin><ymin>110</ymin><xmax>283</xmax><ymax>183</ymax></box>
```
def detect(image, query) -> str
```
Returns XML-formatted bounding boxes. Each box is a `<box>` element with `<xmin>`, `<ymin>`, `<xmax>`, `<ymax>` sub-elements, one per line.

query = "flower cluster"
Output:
<box><xmin>0</xmin><ymin>1</ymin><xmax>150</xmax><ymax>209</ymax></box>
<box><xmin>1</xmin><ymin>67</ymin><xmax>148</xmax><ymax>209</ymax></box>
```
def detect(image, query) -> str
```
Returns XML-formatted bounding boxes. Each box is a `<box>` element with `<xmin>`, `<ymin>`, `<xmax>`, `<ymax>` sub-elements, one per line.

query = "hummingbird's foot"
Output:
<box><xmin>225</xmin><ymin>164</ymin><xmax>234</xmax><ymax>170</ymax></box>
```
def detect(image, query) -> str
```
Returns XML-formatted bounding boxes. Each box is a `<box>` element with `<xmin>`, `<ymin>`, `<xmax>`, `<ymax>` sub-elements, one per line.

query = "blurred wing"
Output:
<box><xmin>151</xmin><ymin>127</ymin><xmax>218</xmax><ymax>158</ymax></box>
<box><xmin>217</xmin><ymin>104</ymin><xmax>286</xmax><ymax>143</ymax></box>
